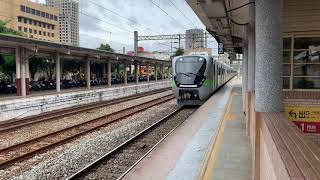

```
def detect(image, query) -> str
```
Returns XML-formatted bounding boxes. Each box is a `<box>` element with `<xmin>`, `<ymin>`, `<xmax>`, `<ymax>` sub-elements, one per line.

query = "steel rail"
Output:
<box><xmin>0</xmin><ymin>94</ymin><xmax>175</xmax><ymax>169</ymax></box>
<box><xmin>66</xmin><ymin>106</ymin><xmax>193</xmax><ymax>180</ymax></box>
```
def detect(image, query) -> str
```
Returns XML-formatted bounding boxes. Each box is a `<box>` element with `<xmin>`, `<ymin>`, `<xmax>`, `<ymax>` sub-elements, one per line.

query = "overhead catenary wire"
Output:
<box><xmin>227</xmin><ymin>1</ymin><xmax>255</xmax><ymax>13</ymax></box>
<box><xmin>86</xmin><ymin>0</ymin><xmax>163</xmax><ymax>35</ymax></box>
<box><xmin>167</xmin><ymin>0</ymin><xmax>197</xmax><ymax>28</ymax></box>
<box><xmin>79</xmin><ymin>11</ymin><xmax>132</xmax><ymax>33</ymax></box>
<box><xmin>149</xmin><ymin>0</ymin><xmax>187</xmax><ymax>29</ymax></box>
<box><xmin>227</xmin><ymin>0</ymin><xmax>250</xmax><ymax>26</ymax></box>
<box><xmin>85</xmin><ymin>1</ymin><xmax>187</xmax><ymax>49</ymax></box>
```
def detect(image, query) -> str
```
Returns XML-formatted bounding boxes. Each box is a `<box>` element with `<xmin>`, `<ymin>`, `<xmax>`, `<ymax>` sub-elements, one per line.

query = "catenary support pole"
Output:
<box><xmin>134</xmin><ymin>31</ymin><xmax>138</xmax><ymax>56</ymax></box>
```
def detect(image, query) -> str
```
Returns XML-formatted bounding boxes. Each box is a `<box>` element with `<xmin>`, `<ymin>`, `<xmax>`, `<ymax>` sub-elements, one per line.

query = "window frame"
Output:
<box><xmin>283</xmin><ymin>34</ymin><xmax>320</xmax><ymax>91</ymax></box>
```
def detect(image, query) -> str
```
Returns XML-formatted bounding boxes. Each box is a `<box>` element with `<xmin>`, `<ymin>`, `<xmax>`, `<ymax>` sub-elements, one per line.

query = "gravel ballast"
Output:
<box><xmin>2</xmin><ymin>99</ymin><xmax>178</xmax><ymax>179</ymax></box>
<box><xmin>81</xmin><ymin>108</ymin><xmax>195</xmax><ymax>180</ymax></box>
<box><xmin>0</xmin><ymin>91</ymin><xmax>172</xmax><ymax>149</ymax></box>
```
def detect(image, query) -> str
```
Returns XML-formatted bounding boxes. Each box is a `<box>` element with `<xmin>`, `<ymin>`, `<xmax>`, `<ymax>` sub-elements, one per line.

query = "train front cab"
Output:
<box><xmin>172</xmin><ymin>56</ymin><xmax>213</xmax><ymax>106</ymax></box>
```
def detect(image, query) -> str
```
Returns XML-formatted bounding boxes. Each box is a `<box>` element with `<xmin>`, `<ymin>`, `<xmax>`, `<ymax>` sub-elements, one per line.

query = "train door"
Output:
<box><xmin>223</xmin><ymin>68</ymin><xmax>226</xmax><ymax>83</ymax></box>
<box><xmin>213</xmin><ymin>64</ymin><xmax>216</xmax><ymax>89</ymax></box>
<box><xmin>222</xmin><ymin>68</ymin><xmax>224</xmax><ymax>84</ymax></box>
<box><xmin>222</xmin><ymin>68</ymin><xmax>225</xmax><ymax>84</ymax></box>
<box><xmin>218</xmin><ymin>66</ymin><xmax>220</xmax><ymax>86</ymax></box>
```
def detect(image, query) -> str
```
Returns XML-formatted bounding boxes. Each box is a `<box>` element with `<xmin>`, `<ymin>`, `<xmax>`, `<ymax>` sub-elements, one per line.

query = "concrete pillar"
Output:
<box><xmin>60</xmin><ymin>59</ymin><xmax>63</xmax><ymax>80</ymax></box>
<box><xmin>85</xmin><ymin>59</ymin><xmax>91</xmax><ymax>89</ymax></box>
<box><xmin>25</xmin><ymin>55</ymin><xmax>30</xmax><ymax>95</ymax></box>
<box><xmin>155</xmin><ymin>64</ymin><xmax>158</xmax><ymax>81</ymax></box>
<box><xmin>20</xmin><ymin>48</ymin><xmax>27</xmax><ymax>97</ymax></box>
<box><xmin>124</xmin><ymin>65</ymin><xmax>127</xmax><ymax>85</ymax></box>
<box><xmin>135</xmin><ymin>63</ymin><xmax>139</xmax><ymax>84</ymax></box>
<box><xmin>147</xmin><ymin>64</ymin><xmax>150</xmax><ymax>82</ymax></box>
<box><xmin>15</xmin><ymin>47</ymin><xmax>21</xmax><ymax>96</ymax></box>
<box><xmin>56</xmin><ymin>53</ymin><xmax>61</xmax><ymax>92</ymax></box>
<box><xmin>255</xmin><ymin>0</ymin><xmax>283</xmax><ymax>112</ymax></box>
<box><xmin>248</xmin><ymin>2</ymin><xmax>255</xmax><ymax>91</ymax></box>
<box><xmin>167</xmin><ymin>66</ymin><xmax>171</xmax><ymax>79</ymax></box>
<box><xmin>242</xmin><ymin>46</ymin><xmax>248</xmax><ymax>111</ymax></box>
<box><xmin>161</xmin><ymin>64</ymin><xmax>164</xmax><ymax>80</ymax></box>
<box><xmin>103</xmin><ymin>63</ymin><xmax>107</xmax><ymax>79</ymax></box>
<box><xmin>108</xmin><ymin>60</ymin><xmax>111</xmax><ymax>87</ymax></box>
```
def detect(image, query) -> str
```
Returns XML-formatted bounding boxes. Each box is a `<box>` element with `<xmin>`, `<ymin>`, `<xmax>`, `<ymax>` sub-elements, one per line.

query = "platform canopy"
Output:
<box><xmin>187</xmin><ymin>0</ymin><xmax>249</xmax><ymax>53</ymax></box>
<box><xmin>0</xmin><ymin>33</ymin><xmax>170</xmax><ymax>65</ymax></box>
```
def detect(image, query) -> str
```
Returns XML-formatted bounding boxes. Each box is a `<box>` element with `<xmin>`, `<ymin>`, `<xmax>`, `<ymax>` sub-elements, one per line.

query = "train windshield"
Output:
<box><xmin>175</xmin><ymin>56</ymin><xmax>206</xmax><ymax>85</ymax></box>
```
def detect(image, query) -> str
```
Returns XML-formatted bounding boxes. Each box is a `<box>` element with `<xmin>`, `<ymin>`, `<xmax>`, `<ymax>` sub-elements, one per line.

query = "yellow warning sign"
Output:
<box><xmin>284</xmin><ymin>106</ymin><xmax>320</xmax><ymax>122</ymax></box>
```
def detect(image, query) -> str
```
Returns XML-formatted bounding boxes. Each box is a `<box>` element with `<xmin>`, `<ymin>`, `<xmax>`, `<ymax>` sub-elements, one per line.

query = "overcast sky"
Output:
<box><xmin>34</xmin><ymin>0</ymin><xmax>218</xmax><ymax>54</ymax></box>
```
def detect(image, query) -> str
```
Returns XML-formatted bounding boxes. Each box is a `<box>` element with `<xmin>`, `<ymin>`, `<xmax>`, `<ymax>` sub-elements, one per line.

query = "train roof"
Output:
<box><xmin>173</xmin><ymin>55</ymin><xmax>235</xmax><ymax>70</ymax></box>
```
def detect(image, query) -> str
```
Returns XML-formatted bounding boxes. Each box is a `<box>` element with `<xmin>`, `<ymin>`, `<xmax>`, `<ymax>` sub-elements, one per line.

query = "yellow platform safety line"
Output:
<box><xmin>197</xmin><ymin>91</ymin><xmax>235</xmax><ymax>180</ymax></box>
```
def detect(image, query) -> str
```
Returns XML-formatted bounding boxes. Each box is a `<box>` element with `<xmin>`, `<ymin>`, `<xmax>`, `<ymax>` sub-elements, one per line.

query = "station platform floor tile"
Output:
<box><xmin>202</xmin><ymin>86</ymin><xmax>252</xmax><ymax>180</ymax></box>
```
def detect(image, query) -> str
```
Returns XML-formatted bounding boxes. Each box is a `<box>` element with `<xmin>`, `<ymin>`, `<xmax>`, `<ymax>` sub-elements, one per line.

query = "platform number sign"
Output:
<box><xmin>284</xmin><ymin>106</ymin><xmax>320</xmax><ymax>133</ymax></box>
<box><xmin>218</xmin><ymin>43</ymin><xmax>224</xmax><ymax>54</ymax></box>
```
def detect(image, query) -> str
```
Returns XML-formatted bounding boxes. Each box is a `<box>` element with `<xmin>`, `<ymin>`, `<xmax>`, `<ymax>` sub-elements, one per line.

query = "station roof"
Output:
<box><xmin>187</xmin><ymin>0</ymin><xmax>249</xmax><ymax>53</ymax></box>
<box><xmin>0</xmin><ymin>34</ymin><xmax>171</xmax><ymax>65</ymax></box>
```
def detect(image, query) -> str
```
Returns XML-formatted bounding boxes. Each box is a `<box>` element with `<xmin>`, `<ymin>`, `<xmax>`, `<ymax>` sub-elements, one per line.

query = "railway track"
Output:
<box><xmin>66</xmin><ymin>106</ymin><xmax>196</xmax><ymax>180</ymax></box>
<box><xmin>0</xmin><ymin>94</ymin><xmax>175</xmax><ymax>169</ymax></box>
<box><xmin>0</xmin><ymin>87</ymin><xmax>171</xmax><ymax>133</ymax></box>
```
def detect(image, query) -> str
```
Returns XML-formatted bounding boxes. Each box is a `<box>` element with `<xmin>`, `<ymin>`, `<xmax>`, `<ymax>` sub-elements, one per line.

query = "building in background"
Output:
<box><xmin>185</xmin><ymin>29</ymin><xmax>204</xmax><ymax>49</ymax></box>
<box><xmin>46</xmin><ymin>0</ymin><xmax>79</xmax><ymax>46</ymax></box>
<box><xmin>127</xmin><ymin>47</ymin><xmax>171</xmax><ymax>61</ymax></box>
<box><xmin>184</xmin><ymin>47</ymin><xmax>212</xmax><ymax>56</ymax></box>
<box><xmin>0</xmin><ymin>0</ymin><xmax>59</xmax><ymax>42</ymax></box>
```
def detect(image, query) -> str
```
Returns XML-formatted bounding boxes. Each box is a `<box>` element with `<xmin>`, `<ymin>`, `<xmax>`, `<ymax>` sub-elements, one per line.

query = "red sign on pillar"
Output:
<box><xmin>16</xmin><ymin>78</ymin><xmax>21</xmax><ymax>96</ymax></box>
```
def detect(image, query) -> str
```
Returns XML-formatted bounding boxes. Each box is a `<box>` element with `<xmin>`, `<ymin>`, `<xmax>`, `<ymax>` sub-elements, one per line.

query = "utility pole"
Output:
<box><xmin>122</xmin><ymin>47</ymin><xmax>125</xmax><ymax>54</ymax></box>
<box><xmin>134</xmin><ymin>31</ymin><xmax>138</xmax><ymax>56</ymax></box>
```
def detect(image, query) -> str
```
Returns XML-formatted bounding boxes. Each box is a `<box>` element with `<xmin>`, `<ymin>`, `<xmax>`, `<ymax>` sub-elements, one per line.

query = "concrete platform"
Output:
<box><xmin>0</xmin><ymin>80</ymin><xmax>165</xmax><ymax>101</ymax></box>
<box><xmin>201</xmin><ymin>86</ymin><xmax>252</xmax><ymax>180</ymax></box>
<box><xmin>123</xmin><ymin>79</ymin><xmax>248</xmax><ymax>180</ymax></box>
<box><xmin>0</xmin><ymin>80</ymin><xmax>170</xmax><ymax>122</ymax></box>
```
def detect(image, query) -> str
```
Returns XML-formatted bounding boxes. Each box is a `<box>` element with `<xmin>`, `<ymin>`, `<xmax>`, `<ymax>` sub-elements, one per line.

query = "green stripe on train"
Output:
<box><xmin>171</xmin><ymin>80</ymin><xmax>176</xmax><ymax>87</ymax></box>
<box><xmin>203</xmin><ymin>79</ymin><xmax>213</xmax><ymax>87</ymax></box>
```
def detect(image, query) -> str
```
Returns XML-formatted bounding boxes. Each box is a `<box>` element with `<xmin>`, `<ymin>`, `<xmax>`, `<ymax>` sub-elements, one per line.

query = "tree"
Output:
<box><xmin>0</xmin><ymin>54</ymin><xmax>15</xmax><ymax>81</ymax></box>
<box><xmin>171</xmin><ymin>48</ymin><xmax>184</xmax><ymax>59</ymax></box>
<box><xmin>97</xmin><ymin>43</ymin><xmax>114</xmax><ymax>52</ymax></box>
<box><xmin>0</xmin><ymin>20</ymin><xmax>25</xmax><ymax>37</ymax></box>
<box><xmin>0</xmin><ymin>20</ymin><xmax>26</xmax><ymax>81</ymax></box>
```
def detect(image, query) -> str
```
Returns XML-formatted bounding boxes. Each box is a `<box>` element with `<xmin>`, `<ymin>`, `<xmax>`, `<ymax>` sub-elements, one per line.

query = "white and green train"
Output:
<box><xmin>171</xmin><ymin>55</ymin><xmax>237</xmax><ymax>105</ymax></box>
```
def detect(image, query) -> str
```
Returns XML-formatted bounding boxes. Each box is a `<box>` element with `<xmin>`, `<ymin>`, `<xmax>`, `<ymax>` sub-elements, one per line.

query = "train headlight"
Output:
<box><xmin>197</xmin><ymin>76</ymin><xmax>206</xmax><ymax>87</ymax></box>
